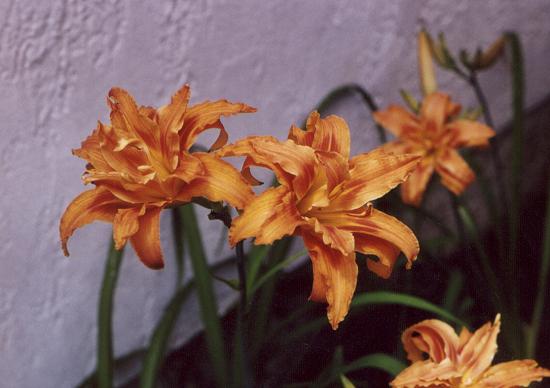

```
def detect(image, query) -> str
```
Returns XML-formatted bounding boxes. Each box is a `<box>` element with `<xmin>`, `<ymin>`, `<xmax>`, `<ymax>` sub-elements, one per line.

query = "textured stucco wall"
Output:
<box><xmin>1</xmin><ymin>1</ymin><xmax>550</xmax><ymax>386</ymax></box>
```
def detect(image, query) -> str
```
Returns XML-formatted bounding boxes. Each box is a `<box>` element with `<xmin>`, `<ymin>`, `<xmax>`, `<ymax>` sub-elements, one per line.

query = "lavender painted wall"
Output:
<box><xmin>1</xmin><ymin>1</ymin><xmax>550</xmax><ymax>386</ymax></box>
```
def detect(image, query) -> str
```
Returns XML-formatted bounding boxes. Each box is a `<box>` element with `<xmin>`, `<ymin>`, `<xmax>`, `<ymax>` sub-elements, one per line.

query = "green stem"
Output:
<box><xmin>526</xmin><ymin>176</ymin><xmax>550</xmax><ymax>358</ymax></box>
<box><xmin>236</xmin><ymin>241</ymin><xmax>247</xmax><ymax>310</ymax></box>
<box><xmin>180</xmin><ymin>204</ymin><xmax>228</xmax><ymax>387</ymax></box>
<box><xmin>97</xmin><ymin>240</ymin><xmax>124</xmax><ymax>388</ymax></box>
<box><xmin>506</xmin><ymin>32</ymin><xmax>524</xmax><ymax>333</ymax></box>
<box><xmin>171</xmin><ymin>207</ymin><xmax>185</xmax><ymax>286</ymax></box>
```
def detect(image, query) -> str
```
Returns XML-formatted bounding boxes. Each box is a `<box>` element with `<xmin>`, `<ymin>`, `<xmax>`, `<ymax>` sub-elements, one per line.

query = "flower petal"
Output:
<box><xmin>302</xmin><ymin>231</ymin><xmax>358</xmax><ymax>330</ymax></box>
<box><xmin>391</xmin><ymin>359</ymin><xmax>460</xmax><ymax>387</ymax></box>
<box><xmin>476</xmin><ymin>360</ymin><xmax>550</xmax><ymax>387</ymax></box>
<box><xmin>229</xmin><ymin>186</ymin><xmax>303</xmax><ymax>246</ymax></box>
<box><xmin>355</xmin><ymin>235</ymin><xmax>400</xmax><ymax>279</ymax></box>
<box><xmin>307</xmin><ymin>111</ymin><xmax>351</xmax><ymax>159</ymax></box>
<box><xmin>180</xmin><ymin>99</ymin><xmax>256</xmax><ymax>151</ymax></box>
<box><xmin>435</xmin><ymin>148</ymin><xmax>475</xmax><ymax>195</ymax></box>
<box><xmin>176</xmin><ymin>152</ymin><xmax>254</xmax><ymax>210</ymax></box>
<box><xmin>311</xmin><ymin>208</ymin><xmax>419</xmax><ymax>267</ymax></box>
<box><xmin>60</xmin><ymin>187</ymin><xmax>122</xmax><ymax>256</ymax></box>
<box><xmin>129</xmin><ymin>207</ymin><xmax>164</xmax><ymax>269</ymax></box>
<box><xmin>303</xmin><ymin>218</ymin><xmax>355</xmax><ymax>256</ymax></box>
<box><xmin>328</xmin><ymin>153</ymin><xmax>421</xmax><ymax>211</ymax></box>
<box><xmin>400</xmin><ymin>157</ymin><xmax>435</xmax><ymax>207</ymax></box>
<box><xmin>373</xmin><ymin>105</ymin><xmax>422</xmax><ymax>138</ymax></box>
<box><xmin>316</xmin><ymin>151</ymin><xmax>350</xmax><ymax>194</ymax></box>
<box><xmin>157</xmin><ymin>84</ymin><xmax>191</xmax><ymax>170</ymax></box>
<box><xmin>113</xmin><ymin>206</ymin><xmax>145</xmax><ymax>250</ymax></box>
<box><xmin>445</xmin><ymin>119</ymin><xmax>495</xmax><ymax>148</ymax></box>
<box><xmin>401</xmin><ymin>319</ymin><xmax>460</xmax><ymax>363</ymax></box>
<box><xmin>420</xmin><ymin>92</ymin><xmax>451</xmax><ymax>134</ymax></box>
<box><xmin>459</xmin><ymin>314</ymin><xmax>500</xmax><ymax>381</ymax></box>
<box><xmin>219</xmin><ymin>137</ymin><xmax>318</xmax><ymax>200</ymax></box>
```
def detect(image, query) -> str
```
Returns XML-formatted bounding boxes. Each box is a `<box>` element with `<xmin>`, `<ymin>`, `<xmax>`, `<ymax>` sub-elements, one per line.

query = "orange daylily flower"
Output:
<box><xmin>373</xmin><ymin>92</ymin><xmax>495</xmax><ymax>206</ymax></box>
<box><xmin>219</xmin><ymin>112</ymin><xmax>420</xmax><ymax>329</ymax></box>
<box><xmin>391</xmin><ymin>315</ymin><xmax>550</xmax><ymax>387</ymax></box>
<box><xmin>60</xmin><ymin>85</ymin><xmax>255</xmax><ymax>269</ymax></box>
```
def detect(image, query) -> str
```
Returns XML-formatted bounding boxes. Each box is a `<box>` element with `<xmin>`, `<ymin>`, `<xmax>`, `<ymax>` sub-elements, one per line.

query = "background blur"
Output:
<box><xmin>1</xmin><ymin>1</ymin><xmax>550</xmax><ymax>386</ymax></box>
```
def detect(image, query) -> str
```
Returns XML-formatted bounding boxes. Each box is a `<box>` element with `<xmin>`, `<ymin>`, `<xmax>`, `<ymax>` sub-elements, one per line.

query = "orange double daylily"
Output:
<box><xmin>392</xmin><ymin>315</ymin><xmax>550</xmax><ymax>387</ymax></box>
<box><xmin>373</xmin><ymin>92</ymin><xmax>495</xmax><ymax>206</ymax></box>
<box><xmin>219</xmin><ymin>112</ymin><xmax>420</xmax><ymax>329</ymax></box>
<box><xmin>60</xmin><ymin>85</ymin><xmax>255</xmax><ymax>269</ymax></box>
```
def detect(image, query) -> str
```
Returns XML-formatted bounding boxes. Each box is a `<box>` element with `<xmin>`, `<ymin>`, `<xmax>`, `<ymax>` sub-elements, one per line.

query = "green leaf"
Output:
<box><xmin>171</xmin><ymin>207</ymin><xmax>185</xmax><ymax>286</ymax></box>
<box><xmin>526</xmin><ymin>175</ymin><xmax>550</xmax><ymax>358</ymax></box>
<box><xmin>97</xmin><ymin>240</ymin><xmax>124</xmax><ymax>388</ymax></box>
<box><xmin>351</xmin><ymin>291</ymin><xmax>467</xmax><ymax>328</ymax></box>
<box><xmin>339</xmin><ymin>375</ymin><xmax>356</xmax><ymax>388</ymax></box>
<box><xmin>506</xmin><ymin>32</ymin><xmax>524</xmax><ymax>332</ymax></box>
<box><xmin>442</xmin><ymin>270</ymin><xmax>463</xmax><ymax>313</ymax></box>
<box><xmin>139</xmin><ymin>282</ymin><xmax>194</xmax><ymax>388</ymax></box>
<box><xmin>245</xmin><ymin>244</ymin><xmax>270</xmax><ymax>293</ymax></box>
<box><xmin>342</xmin><ymin>353</ymin><xmax>406</xmax><ymax>377</ymax></box>
<box><xmin>179</xmin><ymin>204</ymin><xmax>228</xmax><ymax>386</ymax></box>
<box><xmin>250</xmin><ymin>249</ymin><xmax>307</xmax><ymax>296</ymax></box>
<box><xmin>211</xmin><ymin>273</ymin><xmax>240</xmax><ymax>290</ymax></box>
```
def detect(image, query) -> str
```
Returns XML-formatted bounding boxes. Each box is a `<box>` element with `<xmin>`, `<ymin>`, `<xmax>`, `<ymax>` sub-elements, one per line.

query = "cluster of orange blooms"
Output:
<box><xmin>59</xmin><ymin>32</ymin><xmax>549</xmax><ymax>387</ymax></box>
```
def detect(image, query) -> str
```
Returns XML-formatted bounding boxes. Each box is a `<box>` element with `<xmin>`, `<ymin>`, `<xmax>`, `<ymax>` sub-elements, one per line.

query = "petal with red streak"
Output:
<box><xmin>60</xmin><ymin>187</ymin><xmax>123</xmax><ymax>256</ymax></box>
<box><xmin>445</xmin><ymin>119</ymin><xmax>495</xmax><ymax>148</ymax></box>
<box><xmin>129</xmin><ymin>207</ymin><xmax>164</xmax><ymax>269</ymax></box>
<box><xmin>176</xmin><ymin>152</ymin><xmax>254</xmax><ymax>210</ymax></box>
<box><xmin>435</xmin><ymin>148</ymin><xmax>475</xmax><ymax>195</ymax></box>
<box><xmin>229</xmin><ymin>185</ymin><xmax>303</xmax><ymax>246</ymax></box>
<box><xmin>302</xmin><ymin>231</ymin><xmax>358</xmax><ymax>330</ymax></box>
<box><xmin>400</xmin><ymin>157</ymin><xmax>435</xmax><ymax>207</ymax></box>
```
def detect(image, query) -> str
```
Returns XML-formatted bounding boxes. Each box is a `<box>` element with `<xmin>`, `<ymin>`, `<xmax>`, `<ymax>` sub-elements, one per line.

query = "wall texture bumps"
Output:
<box><xmin>1</xmin><ymin>1</ymin><xmax>550</xmax><ymax>386</ymax></box>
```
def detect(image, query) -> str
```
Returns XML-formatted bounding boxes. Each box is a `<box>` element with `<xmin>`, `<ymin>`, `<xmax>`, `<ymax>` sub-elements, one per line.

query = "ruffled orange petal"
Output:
<box><xmin>314</xmin><ymin>151</ymin><xmax>350</xmax><ymax>194</ymax></box>
<box><xmin>311</xmin><ymin>208</ymin><xmax>419</xmax><ymax>268</ymax></box>
<box><xmin>229</xmin><ymin>186</ymin><xmax>303</xmax><ymax>246</ymax></box>
<box><xmin>129</xmin><ymin>207</ymin><xmax>164</xmax><ymax>269</ymax></box>
<box><xmin>60</xmin><ymin>187</ymin><xmax>123</xmax><ymax>256</ymax></box>
<box><xmin>373</xmin><ymin>105</ymin><xmax>422</xmax><ymax>138</ymax></box>
<box><xmin>420</xmin><ymin>92</ymin><xmax>451</xmax><ymax>134</ymax></box>
<box><xmin>176</xmin><ymin>152</ymin><xmax>254</xmax><ymax>210</ymax></box>
<box><xmin>401</xmin><ymin>319</ymin><xmax>460</xmax><ymax>363</ymax></box>
<box><xmin>72</xmin><ymin>128</ymin><xmax>111</xmax><ymax>172</ymax></box>
<box><xmin>172</xmin><ymin>152</ymin><xmax>205</xmax><ymax>183</ymax></box>
<box><xmin>435</xmin><ymin>148</ymin><xmax>475</xmax><ymax>195</ymax></box>
<box><xmin>327</xmin><ymin>153</ymin><xmax>421</xmax><ymax>211</ymax></box>
<box><xmin>302</xmin><ymin>231</ymin><xmax>358</xmax><ymax>330</ymax></box>
<box><xmin>400</xmin><ymin>157</ymin><xmax>435</xmax><ymax>207</ymax></box>
<box><xmin>354</xmin><ymin>235</ymin><xmax>400</xmax><ymax>279</ymax></box>
<box><xmin>459</xmin><ymin>314</ymin><xmax>500</xmax><ymax>381</ymax></box>
<box><xmin>390</xmin><ymin>358</ymin><xmax>460</xmax><ymax>387</ymax></box>
<box><xmin>476</xmin><ymin>360</ymin><xmax>550</xmax><ymax>387</ymax></box>
<box><xmin>157</xmin><ymin>84</ymin><xmax>190</xmax><ymax>170</ymax></box>
<box><xmin>180</xmin><ymin>100</ymin><xmax>256</xmax><ymax>151</ymax></box>
<box><xmin>219</xmin><ymin>137</ymin><xmax>318</xmax><ymax>200</ymax></box>
<box><xmin>108</xmin><ymin>88</ymin><xmax>160</xmax><ymax>153</ymax></box>
<box><xmin>304</xmin><ymin>218</ymin><xmax>355</xmax><ymax>256</ymax></box>
<box><xmin>445</xmin><ymin>119</ymin><xmax>495</xmax><ymax>148</ymax></box>
<box><xmin>112</xmin><ymin>206</ymin><xmax>145</xmax><ymax>250</ymax></box>
<box><xmin>306</xmin><ymin>111</ymin><xmax>351</xmax><ymax>159</ymax></box>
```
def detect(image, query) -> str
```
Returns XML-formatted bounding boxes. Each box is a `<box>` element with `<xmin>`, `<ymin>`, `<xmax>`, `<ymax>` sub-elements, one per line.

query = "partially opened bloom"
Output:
<box><xmin>392</xmin><ymin>315</ymin><xmax>550</xmax><ymax>387</ymax></box>
<box><xmin>373</xmin><ymin>92</ymin><xmax>495</xmax><ymax>206</ymax></box>
<box><xmin>219</xmin><ymin>112</ymin><xmax>420</xmax><ymax>329</ymax></box>
<box><xmin>60</xmin><ymin>85</ymin><xmax>255</xmax><ymax>268</ymax></box>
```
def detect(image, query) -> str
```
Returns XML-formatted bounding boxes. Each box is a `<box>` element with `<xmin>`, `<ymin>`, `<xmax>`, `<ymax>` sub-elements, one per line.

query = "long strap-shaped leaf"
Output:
<box><xmin>342</xmin><ymin>353</ymin><xmax>406</xmax><ymax>377</ymax></box>
<box><xmin>506</xmin><ymin>32</ymin><xmax>524</xmax><ymax>331</ymax></box>
<box><xmin>179</xmin><ymin>204</ymin><xmax>228</xmax><ymax>387</ymax></box>
<box><xmin>526</xmin><ymin>175</ymin><xmax>550</xmax><ymax>358</ymax></box>
<box><xmin>351</xmin><ymin>291</ymin><xmax>467</xmax><ymax>327</ymax></box>
<box><xmin>139</xmin><ymin>282</ymin><xmax>194</xmax><ymax>388</ymax></box>
<box><xmin>97</xmin><ymin>240</ymin><xmax>124</xmax><ymax>388</ymax></box>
